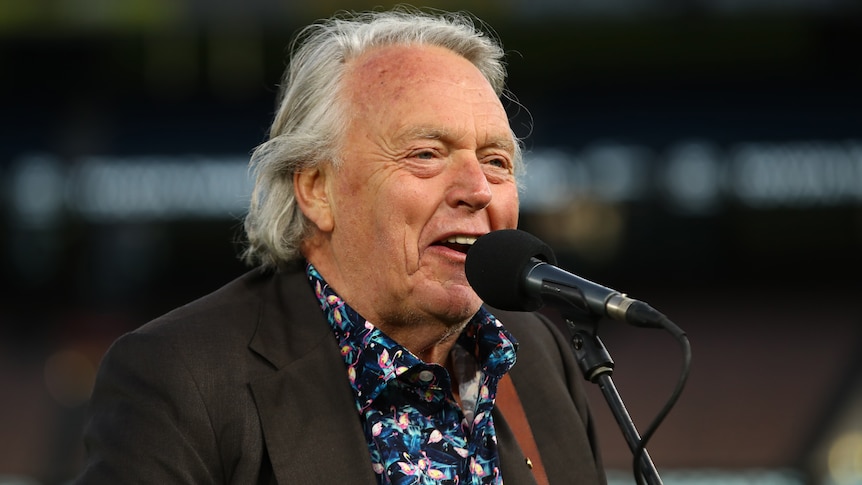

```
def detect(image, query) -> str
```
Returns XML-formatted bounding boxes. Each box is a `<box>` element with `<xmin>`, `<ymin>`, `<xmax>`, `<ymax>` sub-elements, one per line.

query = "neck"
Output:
<box><xmin>302</xmin><ymin>247</ymin><xmax>472</xmax><ymax>366</ymax></box>
<box><xmin>380</xmin><ymin>319</ymin><xmax>467</xmax><ymax>366</ymax></box>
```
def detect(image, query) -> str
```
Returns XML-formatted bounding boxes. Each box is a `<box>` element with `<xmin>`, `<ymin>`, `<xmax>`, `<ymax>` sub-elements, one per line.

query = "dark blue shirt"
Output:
<box><xmin>307</xmin><ymin>263</ymin><xmax>518</xmax><ymax>484</ymax></box>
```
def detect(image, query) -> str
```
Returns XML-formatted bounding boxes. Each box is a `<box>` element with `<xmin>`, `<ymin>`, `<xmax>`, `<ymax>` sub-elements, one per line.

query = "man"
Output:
<box><xmin>75</xmin><ymin>7</ymin><xmax>606</xmax><ymax>484</ymax></box>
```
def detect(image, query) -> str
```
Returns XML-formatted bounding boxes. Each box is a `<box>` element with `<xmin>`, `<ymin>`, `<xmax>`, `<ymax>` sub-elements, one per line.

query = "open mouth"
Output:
<box><xmin>434</xmin><ymin>235</ymin><xmax>478</xmax><ymax>255</ymax></box>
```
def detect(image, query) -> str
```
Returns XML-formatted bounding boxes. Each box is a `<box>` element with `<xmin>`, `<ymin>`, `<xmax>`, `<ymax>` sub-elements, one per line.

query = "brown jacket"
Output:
<box><xmin>74</xmin><ymin>263</ymin><xmax>605</xmax><ymax>484</ymax></box>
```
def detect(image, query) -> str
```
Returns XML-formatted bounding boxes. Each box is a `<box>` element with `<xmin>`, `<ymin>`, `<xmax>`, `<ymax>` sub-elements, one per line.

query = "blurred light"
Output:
<box><xmin>0</xmin><ymin>0</ymin><xmax>856</xmax><ymax>34</ymax></box>
<box><xmin>521</xmin><ymin>149</ymin><xmax>586</xmax><ymax>210</ymax></box>
<box><xmin>6</xmin><ymin>139</ymin><xmax>862</xmax><ymax>227</ymax></box>
<box><xmin>662</xmin><ymin>141</ymin><xmax>722</xmax><ymax>215</ymax></box>
<box><xmin>520</xmin><ymin>139</ymin><xmax>862</xmax><ymax>214</ymax></box>
<box><xmin>533</xmin><ymin>198</ymin><xmax>626</xmax><ymax>264</ymax></box>
<box><xmin>0</xmin><ymin>476</ymin><xmax>41</xmax><ymax>485</ymax></box>
<box><xmin>63</xmin><ymin>155</ymin><xmax>252</xmax><ymax>222</ymax></box>
<box><xmin>43</xmin><ymin>349</ymin><xmax>97</xmax><ymax>408</ymax></box>
<box><xmin>584</xmin><ymin>143</ymin><xmax>652</xmax><ymax>202</ymax></box>
<box><xmin>828</xmin><ymin>432</ymin><xmax>862</xmax><ymax>485</ymax></box>
<box><xmin>0</xmin><ymin>0</ymin><xmax>42</xmax><ymax>30</ymax></box>
<box><xmin>53</xmin><ymin>0</ymin><xmax>186</xmax><ymax>31</ymax></box>
<box><xmin>730</xmin><ymin>141</ymin><xmax>862</xmax><ymax>208</ymax></box>
<box><xmin>10</xmin><ymin>154</ymin><xmax>64</xmax><ymax>229</ymax></box>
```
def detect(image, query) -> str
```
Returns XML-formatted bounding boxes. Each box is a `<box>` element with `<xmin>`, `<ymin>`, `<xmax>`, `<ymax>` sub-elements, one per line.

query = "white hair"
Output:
<box><xmin>241</xmin><ymin>6</ymin><xmax>520</xmax><ymax>268</ymax></box>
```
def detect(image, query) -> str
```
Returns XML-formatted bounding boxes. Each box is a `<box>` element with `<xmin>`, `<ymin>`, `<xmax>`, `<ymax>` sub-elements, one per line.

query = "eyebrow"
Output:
<box><xmin>483</xmin><ymin>136</ymin><xmax>517</xmax><ymax>154</ymax></box>
<box><xmin>396</xmin><ymin>125</ymin><xmax>516</xmax><ymax>154</ymax></box>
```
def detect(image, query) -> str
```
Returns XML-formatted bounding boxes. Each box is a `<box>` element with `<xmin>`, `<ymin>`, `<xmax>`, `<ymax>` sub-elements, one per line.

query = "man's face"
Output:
<box><xmin>307</xmin><ymin>44</ymin><xmax>519</xmax><ymax>332</ymax></box>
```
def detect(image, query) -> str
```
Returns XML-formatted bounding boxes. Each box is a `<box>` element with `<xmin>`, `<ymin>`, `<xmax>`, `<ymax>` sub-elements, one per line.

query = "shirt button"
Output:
<box><xmin>418</xmin><ymin>370</ymin><xmax>435</xmax><ymax>382</ymax></box>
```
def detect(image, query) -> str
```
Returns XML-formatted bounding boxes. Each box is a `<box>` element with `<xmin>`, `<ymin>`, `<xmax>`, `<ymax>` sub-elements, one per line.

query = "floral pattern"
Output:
<box><xmin>307</xmin><ymin>264</ymin><xmax>518</xmax><ymax>484</ymax></box>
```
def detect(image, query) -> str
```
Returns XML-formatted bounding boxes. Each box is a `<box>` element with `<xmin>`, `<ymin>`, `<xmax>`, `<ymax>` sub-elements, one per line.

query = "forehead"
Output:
<box><xmin>341</xmin><ymin>44</ymin><xmax>513</xmax><ymax>143</ymax></box>
<box><xmin>345</xmin><ymin>43</ymin><xmax>476</xmax><ymax>92</ymax></box>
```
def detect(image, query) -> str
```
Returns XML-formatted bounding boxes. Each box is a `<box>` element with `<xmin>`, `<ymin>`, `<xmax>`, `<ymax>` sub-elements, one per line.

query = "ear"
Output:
<box><xmin>294</xmin><ymin>165</ymin><xmax>334</xmax><ymax>233</ymax></box>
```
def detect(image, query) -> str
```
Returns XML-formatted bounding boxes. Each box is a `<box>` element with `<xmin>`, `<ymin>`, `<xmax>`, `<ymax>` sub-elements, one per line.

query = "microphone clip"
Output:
<box><xmin>559</xmin><ymin>309</ymin><xmax>615</xmax><ymax>383</ymax></box>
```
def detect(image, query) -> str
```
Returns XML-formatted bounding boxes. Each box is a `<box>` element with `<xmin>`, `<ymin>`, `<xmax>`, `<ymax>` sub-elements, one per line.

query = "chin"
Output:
<box><xmin>442</xmin><ymin>293</ymin><xmax>483</xmax><ymax>323</ymax></box>
<box><xmin>414</xmin><ymin>281</ymin><xmax>482</xmax><ymax>322</ymax></box>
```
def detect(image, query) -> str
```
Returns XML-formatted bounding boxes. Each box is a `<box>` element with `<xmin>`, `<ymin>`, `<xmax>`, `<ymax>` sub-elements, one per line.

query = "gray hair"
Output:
<box><xmin>241</xmin><ymin>6</ymin><xmax>519</xmax><ymax>268</ymax></box>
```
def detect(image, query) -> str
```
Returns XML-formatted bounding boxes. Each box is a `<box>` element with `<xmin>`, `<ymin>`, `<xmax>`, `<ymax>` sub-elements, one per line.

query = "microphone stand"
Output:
<box><xmin>559</xmin><ymin>309</ymin><xmax>663</xmax><ymax>485</ymax></box>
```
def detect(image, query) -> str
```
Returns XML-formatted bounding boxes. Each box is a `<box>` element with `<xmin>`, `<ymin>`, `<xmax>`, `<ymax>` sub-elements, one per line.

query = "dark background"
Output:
<box><xmin>1</xmin><ymin>1</ymin><xmax>861</xmax><ymax>483</ymax></box>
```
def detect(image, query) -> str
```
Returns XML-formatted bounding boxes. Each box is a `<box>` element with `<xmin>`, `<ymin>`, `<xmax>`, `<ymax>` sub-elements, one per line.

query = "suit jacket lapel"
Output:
<box><xmin>249</xmin><ymin>349</ymin><xmax>378</xmax><ymax>484</ymax></box>
<box><xmin>247</xmin><ymin>266</ymin><xmax>379</xmax><ymax>484</ymax></box>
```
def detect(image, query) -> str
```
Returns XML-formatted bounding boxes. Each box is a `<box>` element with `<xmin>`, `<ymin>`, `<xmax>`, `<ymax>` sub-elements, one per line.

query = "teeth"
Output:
<box><xmin>443</xmin><ymin>235</ymin><xmax>478</xmax><ymax>245</ymax></box>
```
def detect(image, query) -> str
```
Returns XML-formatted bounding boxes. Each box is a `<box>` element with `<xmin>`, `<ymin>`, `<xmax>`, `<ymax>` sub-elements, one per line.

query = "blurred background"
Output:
<box><xmin>1</xmin><ymin>0</ymin><xmax>861</xmax><ymax>483</ymax></box>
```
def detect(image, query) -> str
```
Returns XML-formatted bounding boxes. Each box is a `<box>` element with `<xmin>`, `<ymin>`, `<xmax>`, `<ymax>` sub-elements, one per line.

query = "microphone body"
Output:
<box><xmin>525</xmin><ymin>258</ymin><xmax>635</xmax><ymax>322</ymax></box>
<box><xmin>523</xmin><ymin>258</ymin><xmax>663</xmax><ymax>328</ymax></box>
<box><xmin>466</xmin><ymin>229</ymin><xmax>667</xmax><ymax>328</ymax></box>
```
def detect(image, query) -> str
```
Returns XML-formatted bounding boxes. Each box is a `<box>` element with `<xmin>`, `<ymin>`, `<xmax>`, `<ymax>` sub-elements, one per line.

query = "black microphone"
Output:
<box><xmin>466</xmin><ymin>229</ymin><xmax>668</xmax><ymax>329</ymax></box>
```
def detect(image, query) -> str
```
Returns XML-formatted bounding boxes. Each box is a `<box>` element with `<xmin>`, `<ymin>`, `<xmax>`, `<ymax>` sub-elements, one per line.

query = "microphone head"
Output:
<box><xmin>465</xmin><ymin>229</ymin><xmax>557</xmax><ymax>312</ymax></box>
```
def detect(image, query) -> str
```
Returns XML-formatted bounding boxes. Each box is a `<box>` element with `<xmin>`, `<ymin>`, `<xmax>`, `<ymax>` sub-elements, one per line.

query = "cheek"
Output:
<box><xmin>492</xmin><ymin>185</ymin><xmax>520</xmax><ymax>225</ymax></box>
<box><xmin>376</xmin><ymin>174</ymin><xmax>439</xmax><ymax>217</ymax></box>
<box><xmin>355</xmin><ymin>187</ymin><xmax>417</xmax><ymax>245</ymax></box>
<box><xmin>330</xmin><ymin>169</ymin><xmax>384</xmax><ymax>224</ymax></box>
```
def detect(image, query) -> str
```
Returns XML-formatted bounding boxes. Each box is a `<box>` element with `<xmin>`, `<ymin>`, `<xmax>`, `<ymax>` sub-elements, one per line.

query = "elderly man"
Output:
<box><xmin>75</xmin><ymin>7</ymin><xmax>606</xmax><ymax>485</ymax></box>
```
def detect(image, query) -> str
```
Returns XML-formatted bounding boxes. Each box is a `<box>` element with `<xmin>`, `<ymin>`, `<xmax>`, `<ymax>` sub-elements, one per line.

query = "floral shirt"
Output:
<box><xmin>307</xmin><ymin>263</ymin><xmax>518</xmax><ymax>485</ymax></box>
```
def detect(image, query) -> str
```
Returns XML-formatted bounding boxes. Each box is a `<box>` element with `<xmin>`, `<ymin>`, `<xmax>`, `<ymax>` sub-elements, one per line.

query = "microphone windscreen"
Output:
<box><xmin>465</xmin><ymin>229</ymin><xmax>557</xmax><ymax>312</ymax></box>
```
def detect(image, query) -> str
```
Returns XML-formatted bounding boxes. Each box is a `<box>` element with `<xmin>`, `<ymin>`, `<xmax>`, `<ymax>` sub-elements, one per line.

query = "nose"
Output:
<box><xmin>447</xmin><ymin>154</ymin><xmax>493</xmax><ymax>211</ymax></box>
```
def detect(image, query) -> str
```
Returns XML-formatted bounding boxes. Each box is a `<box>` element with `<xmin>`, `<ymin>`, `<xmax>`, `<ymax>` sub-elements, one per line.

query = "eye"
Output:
<box><xmin>483</xmin><ymin>155</ymin><xmax>513</xmax><ymax>173</ymax></box>
<box><xmin>487</xmin><ymin>157</ymin><xmax>507</xmax><ymax>168</ymax></box>
<box><xmin>414</xmin><ymin>150</ymin><xmax>435</xmax><ymax>160</ymax></box>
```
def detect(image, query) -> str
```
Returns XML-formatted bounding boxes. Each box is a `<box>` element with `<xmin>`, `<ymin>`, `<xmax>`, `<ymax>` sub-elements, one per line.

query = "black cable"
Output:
<box><xmin>632</xmin><ymin>316</ymin><xmax>692</xmax><ymax>485</ymax></box>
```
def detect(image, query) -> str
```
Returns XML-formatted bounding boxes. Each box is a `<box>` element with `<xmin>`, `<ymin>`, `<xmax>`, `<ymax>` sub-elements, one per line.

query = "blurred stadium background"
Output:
<box><xmin>1</xmin><ymin>0</ymin><xmax>861</xmax><ymax>483</ymax></box>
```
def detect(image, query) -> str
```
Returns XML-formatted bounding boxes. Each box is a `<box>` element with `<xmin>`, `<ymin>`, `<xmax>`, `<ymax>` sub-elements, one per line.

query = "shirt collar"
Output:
<box><xmin>306</xmin><ymin>262</ymin><xmax>518</xmax><ymax>410</ymax></box>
